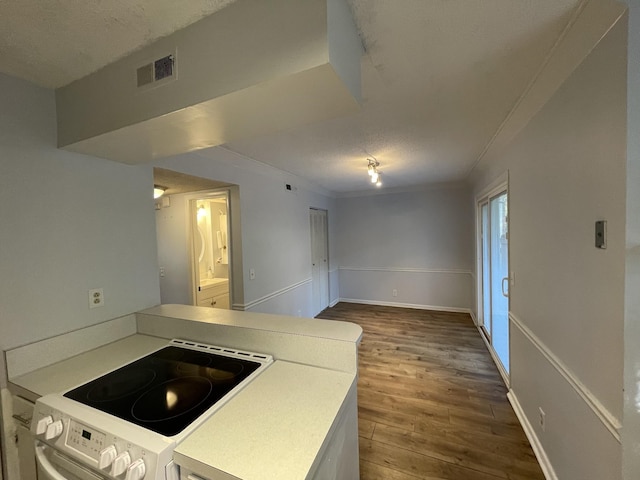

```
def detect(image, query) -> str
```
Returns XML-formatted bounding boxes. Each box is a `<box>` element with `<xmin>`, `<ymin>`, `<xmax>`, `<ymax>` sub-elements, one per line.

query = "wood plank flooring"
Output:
<box><xmin>315</xmin><ymin>303</ymin><xmax>544</xmax><ymax>480</ymax></box>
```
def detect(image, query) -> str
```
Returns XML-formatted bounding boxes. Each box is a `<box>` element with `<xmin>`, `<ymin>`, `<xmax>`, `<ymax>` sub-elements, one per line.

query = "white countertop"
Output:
<box><xmin>198</xmin><ymin>278</ymin><xmax>229</xmax><ymax>288</ymax></box>
<box><xmin>6</xmin><ymin>308</ymin><xmax>361</xmax><ymax>479</ymax></box>
<box><xmin>8</xmin><ymin>334</ymin><xmax>167</xmax><ymax>401</ymax></box>
<box><xmin>138</xmin><ymin>304</ymin><xmax>363</xmax><ymax>343</ymax></box>
<box><xmin>174</xmin><ymin>360</ymin><xmax>357</xmax><ymax>480</ymax></box>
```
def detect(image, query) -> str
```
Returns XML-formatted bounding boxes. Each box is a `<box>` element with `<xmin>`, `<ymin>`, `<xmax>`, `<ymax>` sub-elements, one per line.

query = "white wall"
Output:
<box><xmin>623</xmin><ymin>2</ymin><xmax>640</xmax><ymax>478</ymax></box>
<box><xmin>0</xmin><ymin>74</ymin><xmax>160</xmax><ymax>360</ymax></box>
<box><xmin>154</xmin><ymin>148</ymin><xmax>337</xmax><ymax>317</ymax></box>
<box><xmin>335</xmin><ymin>185</ymin><xmax>474</xmax><ymax>312</ymax></box>
<box><xmin>471</xmin><ymin>14</ymin><xmax>626</xmax><ymax>479</ymax></box>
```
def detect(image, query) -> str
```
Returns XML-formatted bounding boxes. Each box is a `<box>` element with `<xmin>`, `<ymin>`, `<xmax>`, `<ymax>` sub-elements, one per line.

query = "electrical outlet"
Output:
<box><xmin>249</xmin><ymin>268</ymin><xmax>256</xmax><ymax>280</ymax></box>
<box><xmin>392</xmin><ymin>289</ymin><xmax>398</xmax><ymax>297</ymax></box>
<box><xmin>89</xmin><ymin>288</ymin><xmax>104</xmax><ymax>309</ymax></box>
<box><xmin>159</xmin><ymin>267</ymin><xmax>166</xmax><ymax>277</ymax></box>
<box><xmin>539</xmin><ymin>407</ymin><xmax>546</xmax><ymax>432</ymax></box>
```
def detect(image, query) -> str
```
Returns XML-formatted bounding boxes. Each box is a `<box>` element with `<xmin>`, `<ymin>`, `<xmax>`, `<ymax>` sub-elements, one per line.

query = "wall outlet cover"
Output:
<box><xmin>89</xmin><ymin>288</ymin><xmax>104</xmax><ymax>308</ymax></box>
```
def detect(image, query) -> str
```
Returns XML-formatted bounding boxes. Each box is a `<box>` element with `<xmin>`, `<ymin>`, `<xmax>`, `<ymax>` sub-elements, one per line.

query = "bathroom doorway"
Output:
<box><xmin>190</xmin><ymin>192</ymin><xmax>231</xmax><ymax>309</ymax></box>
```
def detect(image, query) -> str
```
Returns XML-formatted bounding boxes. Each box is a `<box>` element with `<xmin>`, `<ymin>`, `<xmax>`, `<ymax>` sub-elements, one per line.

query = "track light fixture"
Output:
<box><xmin>366</xmin><ymin>158</ymin><xmax>382</xmax><ymax>187</ymax></box>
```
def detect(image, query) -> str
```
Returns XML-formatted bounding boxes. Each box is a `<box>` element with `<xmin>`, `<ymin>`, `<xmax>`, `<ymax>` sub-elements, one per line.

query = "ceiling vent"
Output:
<box><xmin>137</xmin><ymin>54</ymin><xmax>175</xmax><ymax>88</ymax></box>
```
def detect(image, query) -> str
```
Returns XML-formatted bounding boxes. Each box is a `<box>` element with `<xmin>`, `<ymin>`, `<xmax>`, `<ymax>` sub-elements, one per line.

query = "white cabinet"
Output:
<box><xmin>2</xmin><ymin>394</ymin><xmax>37</xmax><ymax>480</ymax></box>
<box><xmin>196</xmin><ymin>281</ymin><xmax>229</xmax><ymax>309</ymax></box>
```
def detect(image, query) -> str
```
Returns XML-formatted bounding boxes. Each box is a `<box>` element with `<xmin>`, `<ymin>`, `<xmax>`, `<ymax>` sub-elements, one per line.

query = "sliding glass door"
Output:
<box><xmin>479</xmin><ymin>189</ymin><xmax>509</xmax><ymax>376</ymax></box>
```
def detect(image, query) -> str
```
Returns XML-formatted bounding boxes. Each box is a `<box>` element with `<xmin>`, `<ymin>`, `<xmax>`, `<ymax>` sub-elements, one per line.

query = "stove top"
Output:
<box><xmin>64</xmin><ymin>340</ymin><xmax>268</xmax><ymax>437</ymax></box>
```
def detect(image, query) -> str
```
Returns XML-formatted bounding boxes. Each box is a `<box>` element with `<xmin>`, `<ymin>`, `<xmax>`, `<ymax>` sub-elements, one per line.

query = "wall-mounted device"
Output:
<box><xmin>595</xmin><ymin>220</ymin><xmax>607</xmax><ymax>249</ymax></box>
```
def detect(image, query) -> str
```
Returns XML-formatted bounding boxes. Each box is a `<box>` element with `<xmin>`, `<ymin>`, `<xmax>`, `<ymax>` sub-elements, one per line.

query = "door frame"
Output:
<box><xmin>475</xmin><ymin>173</ymin><xmax>510</xmax><ymax>385</ymax></box>
<box><xmin>186</xmin><ymin>189</ymin><xmax>234</xmax><ymax>308</ymax></box>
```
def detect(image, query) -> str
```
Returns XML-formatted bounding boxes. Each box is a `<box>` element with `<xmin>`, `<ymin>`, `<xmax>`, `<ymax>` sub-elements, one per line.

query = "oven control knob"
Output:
<box><xmin>35</xmin><ymin>415</ymin><xmax>53</xmax><ymax>435</ymax></box>
<box><xmin>98</xmin><ymin>445</ymin><xmax>117</xmax><ymax>470</ymax></box>
<box><xmin>111</xmin><ymin>451</ymin><xmax>131</xmax><ymax>477</ymax></box>
<box><xmin>44</xmin><ymin>420</ymin><xmax>63</xmax><ymax>440</ymax></box>
<box><xmin>125</xmin><ymin>458</ymin><xmax>146</xmax><ymax>480</ymax></box>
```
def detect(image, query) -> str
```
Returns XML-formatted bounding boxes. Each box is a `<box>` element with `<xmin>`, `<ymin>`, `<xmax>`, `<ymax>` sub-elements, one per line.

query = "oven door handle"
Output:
<box><xmin>35</xmin><ymin>442</ymin><xmax>70</xmax><ymax>480</ymax></box>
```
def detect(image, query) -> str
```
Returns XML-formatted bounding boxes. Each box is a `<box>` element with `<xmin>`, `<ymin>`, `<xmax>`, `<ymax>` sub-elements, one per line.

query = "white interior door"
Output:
<box><xmin>479</xmin><ymin>189</ymin><xmax>510</xmax><ymax>376</ymax></box>
<box><xmin>310</xmin><ymin>208</ymin><xmax>329</xmax><ymax>316</ymax></box>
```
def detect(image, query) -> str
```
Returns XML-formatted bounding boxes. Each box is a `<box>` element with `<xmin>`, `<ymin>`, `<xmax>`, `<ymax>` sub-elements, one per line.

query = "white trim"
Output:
<box><xmin>329</xmin><ymin>298</ymin><xmax>340</xmax><ymax>308</ymax></box>
<box><xmin>510</xmin><ymin>313</ymin><xmax>622</xmax><ymax>442</ymax></box>
<box><xmin>237</xmin><ymin>278</ymin><xmax>312</xmax><ymax>311</ymax></box>
<box><xmin>339</xmin><ymin>298</ymin><xmax>472</xmax><ymax>315</ymax></box>
<box><xmin>338</xmin><ymin>266</ymin><xmax>473</xmax><ymax>275</ymax></box>
<box><xmin>507</xmin><ymin>390</ymin><xmax>558</xmax><ymax>480</ymax></box>
<box><xmin>475</xmin><ymin>172</ymin><xmax>509</xmax><ymax>203</ymax></box>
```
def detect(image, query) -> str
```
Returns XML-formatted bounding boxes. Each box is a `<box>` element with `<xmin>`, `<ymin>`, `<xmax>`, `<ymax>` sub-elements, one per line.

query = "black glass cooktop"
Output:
<box><xmin>64</xmin><ymin>346</ymin><xmax>261</xmax><ymax>437</ymax></box>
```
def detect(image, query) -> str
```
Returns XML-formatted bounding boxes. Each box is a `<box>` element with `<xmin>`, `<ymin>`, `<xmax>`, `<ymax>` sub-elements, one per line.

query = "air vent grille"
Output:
<box><xmin>137</xmin><ymin>53</ymin><xmax>175</xmax><ymax>88</ymax></box>
<box><xmin>136</xmin><ymin>64</ymin><xmax>154</xmax><ymax>87</ymax></box>
<box><xmin>154</xmin><ymin>55</ymin><xmax>174</xmax><ymax>81</ymax></box>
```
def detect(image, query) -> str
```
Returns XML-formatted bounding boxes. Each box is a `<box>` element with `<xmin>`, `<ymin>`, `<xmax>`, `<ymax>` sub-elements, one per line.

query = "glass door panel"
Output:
<box><xmin>481</xmin><ymin>203</ymin><xmax>491</xmax><ymax>338</ymax></box>
<box><xmin>490</xmin><ymin>193</ymin><xmax>509</xmax><ymax>373</ymax></box>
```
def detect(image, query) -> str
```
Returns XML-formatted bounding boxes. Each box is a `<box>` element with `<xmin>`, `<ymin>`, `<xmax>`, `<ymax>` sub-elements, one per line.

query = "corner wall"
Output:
<box><xmin>471</xmin><ymin>14</ymin><xmax>626</xmax><ymax>479</ymax></box>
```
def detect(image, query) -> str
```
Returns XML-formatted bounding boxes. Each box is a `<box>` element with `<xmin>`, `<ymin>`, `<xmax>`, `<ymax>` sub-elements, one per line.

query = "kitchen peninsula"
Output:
<box><xmin>3</xmin><ymin>305</ymin><xmax>362</xmax><ymax>480</ymax></box>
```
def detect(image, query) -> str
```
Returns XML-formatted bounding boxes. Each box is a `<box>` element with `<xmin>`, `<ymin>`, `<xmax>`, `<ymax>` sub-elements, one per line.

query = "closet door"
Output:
<box><xmin>310</xmin><ymin>208</ymin><xmax>329</xmax><ymax>316</ymax></box>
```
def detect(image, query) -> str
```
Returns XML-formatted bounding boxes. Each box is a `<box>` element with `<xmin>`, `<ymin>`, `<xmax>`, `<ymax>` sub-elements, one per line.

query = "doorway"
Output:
<box><xmin>310</xmin><ymin>208</ymin><xmax>329</xmax><ymax>316</ymax></box>
<box><xmin>190</xmin><ymin>192</ymin><xmax>231</xmax><ymax>309</ymax></box>
<box><xmin>478</xmin><ymin>186</ymin><xmax>510</xmax><ymax>379</ymax></box>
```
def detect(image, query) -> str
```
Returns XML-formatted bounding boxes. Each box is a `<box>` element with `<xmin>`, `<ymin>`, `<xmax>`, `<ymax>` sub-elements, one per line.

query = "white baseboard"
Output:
<box><xmin>338</xmin><ymin>298</ymin><xmax>472</xmax><ymax>315</ymax></box>
<box><xmin>507</xmin><ymin>390</ymin><xmax>558</xmax><ymax>480</ymax></box>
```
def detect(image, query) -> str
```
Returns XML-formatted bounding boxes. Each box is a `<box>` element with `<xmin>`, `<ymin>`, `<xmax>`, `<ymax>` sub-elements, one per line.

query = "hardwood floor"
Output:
<box><xmin>316</xmin><ymin>303</ymin><xmax>545</xmax><ymax>480</ymax></box>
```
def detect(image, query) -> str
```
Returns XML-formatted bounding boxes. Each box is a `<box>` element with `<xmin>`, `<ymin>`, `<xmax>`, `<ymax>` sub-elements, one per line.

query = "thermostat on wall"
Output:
<box><xmin>595</xmin><ymin>220</ymin><xmax>607</xmax><ymax>249</ymax></box>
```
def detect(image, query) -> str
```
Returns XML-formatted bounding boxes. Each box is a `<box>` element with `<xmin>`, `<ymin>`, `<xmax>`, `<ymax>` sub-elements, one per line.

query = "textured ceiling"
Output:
<box><xmin>221</xmin><ymin>0</ymin><xmax>583</xmax><ymax>192</ymax></box>
<box><xmin>0</xmin><ymin>0</ymin><xmax>235</xmax><ymax>88</ymax></box>
<box><xmin>0</xmin><ymin>0</ymin><xmax>584</xmax><ymax>193</ymax></box>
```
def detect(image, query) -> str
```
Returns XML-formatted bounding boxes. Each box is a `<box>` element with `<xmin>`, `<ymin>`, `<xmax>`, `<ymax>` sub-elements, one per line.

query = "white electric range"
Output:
<box><xmin>31</xmin><ymin>339</ymin><xmax>273</xmax><ymax>480</ymax></box>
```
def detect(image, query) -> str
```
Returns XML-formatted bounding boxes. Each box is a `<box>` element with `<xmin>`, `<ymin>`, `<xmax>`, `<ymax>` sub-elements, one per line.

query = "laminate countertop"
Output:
<box><xmin>6</xmin><ymin>307</ymin><xmax>361</xmax><ymax>480</ymax></box>
<box><xmin>7</xmin><ymin>334</ymin><xmax>168</xmax><ymax>402</ymax></box>
<box><xmin>174</xmin><ymin>360</ymin><xmax>357</xmax><ymax>480</ymax></box>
